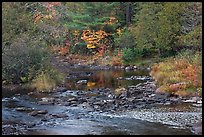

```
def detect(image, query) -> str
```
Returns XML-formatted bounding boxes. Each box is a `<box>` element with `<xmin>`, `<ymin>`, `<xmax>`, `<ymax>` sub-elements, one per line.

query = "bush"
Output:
<box><xmin>122</xmin><ymin>48</ymin><xmax>136</xmax><ymax>62</ymax></box>
<box><xmin>114</xmin><ymin>30</ymin><xmax>136</xmax><ymax>49</ymax></box>
<box><xmin>150</xmin><ymin>52</ymin><xmax>202</xmax><ymax>97</ymax></box>
<box><xmin>70</xmin><ymin>42</ymin><xmax>93</xmax><ymax>55</ymax></box>
<box><xmin>122</xmin><ymin>48</ymin><xmax>143</xmax><ymax>63</ymax></box>
<box><xmin>2</xmin><ymin>35</ymin><xmax>50</xmax><ymax>84</ymax></box>
<box><xmin>31</xmin><ymin>68</ymin><xmax>64</xmax><ymax>91</ymax></box>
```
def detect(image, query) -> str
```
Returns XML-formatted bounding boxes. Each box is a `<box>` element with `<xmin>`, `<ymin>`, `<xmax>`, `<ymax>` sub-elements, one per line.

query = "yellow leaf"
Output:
<box><xmin>87</xmin><ymin>44</ymin><xmax>96</xmax><ymax>49</ymax></box>
<box><xmin>87</xmin><ymin>82</ymin><xmax>96</xmax><ymax>87</ymax></box>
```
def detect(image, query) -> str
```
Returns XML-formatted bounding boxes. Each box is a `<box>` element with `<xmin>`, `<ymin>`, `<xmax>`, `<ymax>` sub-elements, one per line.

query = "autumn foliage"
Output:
<box><xmin>150</xmin><ymin>52</ymin><xmax>202</xmax><ymax>97</ymax></box>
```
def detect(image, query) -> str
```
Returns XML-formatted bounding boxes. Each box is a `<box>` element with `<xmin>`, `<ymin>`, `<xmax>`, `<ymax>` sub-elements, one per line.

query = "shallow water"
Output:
<box><xmin>65</xmin><ymin>68</ymin><xmax>150</xmax><ymax>90</ymax></box>
<box><xmin>2</xmin><ymin>68</ymin><xmax>200</xmax><ymax>135</ymax></box>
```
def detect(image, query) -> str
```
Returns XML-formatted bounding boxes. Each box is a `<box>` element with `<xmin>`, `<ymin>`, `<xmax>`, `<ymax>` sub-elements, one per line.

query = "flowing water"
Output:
<box><xmin>2</xmin><ymin>67</ymin><xmax>201</xmax><ymax>135</ymax></box>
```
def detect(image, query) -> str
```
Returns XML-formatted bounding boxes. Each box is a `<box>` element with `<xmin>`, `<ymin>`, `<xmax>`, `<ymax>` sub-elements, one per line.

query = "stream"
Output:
<box><xmin>2</xmin><ymin>66</ymin><xmax>202</xmax><ymax>135</ymax></box>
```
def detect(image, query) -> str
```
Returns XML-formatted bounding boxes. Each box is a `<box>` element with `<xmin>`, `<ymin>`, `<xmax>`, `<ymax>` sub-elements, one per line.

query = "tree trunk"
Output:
<box><xmin>126</xmin><ymin>2</ymin><xmax>131</xmax><ymax>26</ymax></box>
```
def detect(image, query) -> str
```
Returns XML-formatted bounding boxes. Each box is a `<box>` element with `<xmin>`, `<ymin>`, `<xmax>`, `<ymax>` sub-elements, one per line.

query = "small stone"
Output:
<box><xmin>197</xmin><ymin>100</ymin><xmax>202</xmax><ymax>104</ymax></box>
<box><xmin>192</xmin><ymin>104</ymin><xmax>202</xmax><ymax>107</ymax></box>
<box><xmin>76</xmin><ymin>80</ymin><xmax>87</xmax><ymax>84</ymax></box>
<box><xmin>164</xmin><ymin>102</ymin><xmax>171</xmax><ymax>105</ymax></box>
<box><xmin>29</xmin><ymin>110</ymin><xmax>48</xmax><ymax>116</ymax></box>
<box><xmin>38</xmin><ymin>101</ymin><xmax>54</xmax><ymax>105</ymax></box>
<box><xmin>68</xmin><ymin>97</ymin><xmax>78</xmax><ymax>102</ymax></box>
<box><xmin>16</xmin><ymin>107</ymin><xmax>32</xmax><ymax>112</ymax></box>
<box><xmin>183</xmin><ymin>99</ymin><xmax>197</xmax><ymax>103</ymax></box>
<box><xmin>94</xmin><ymin>105</ymin><xmax>99</xmax><ymax>109</ymax></box>
<box><xmin>52</xmin><ymin>114</ymin><xmax>68</xmax><ymax>118</ymax></box>
<box><xmin>29</xmin><ymin>111</ymin><xmax>38</xmax><ymax>116</ymax></box>
<box><xmin>37</xmin><ymin>110</ymin><xmax>48</xmax><ymax>114</ymax></box>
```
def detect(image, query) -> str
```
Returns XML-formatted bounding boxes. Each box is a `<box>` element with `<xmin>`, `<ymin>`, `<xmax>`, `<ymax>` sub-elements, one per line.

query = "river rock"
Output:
<box><xmin>192</xmin><ymin>104</ymin><xmax>202</xmax><ymax>107</ymax></box>
<box><xmin>125</xmin><ymin>66</ymin><xmax>133</xmax><ymax>71</ymax></box>
<box><xmin>29</xmin><ymin>110</ymin><xmax>48</xmax><ymax>116</ymax></box>
<box><xmin>38</xmin><ymin>97</ymin><xmax>55</xmax><ymax>105</ymax></box>
<box><xmin>39</xmin><ymin>101</ymin><xmax>53</xmax><ymax>105</ymax></box>
<box><xmin>54</xmin><ymin>87</ymin><xmax>67</xmax><ymax>92</ymax></box>
<box><xmin>67</xmin><ymin>97</ymin><xmax>78</xmax><ymax>102</ymax></box>
<box><xmin>169</xmin><ymin>97</ymin><xmax>182</xmax><ymax>104</ymax></box>
<box><xmin>154</xmin><ymin>92</ymin><xmax>170</xmax><ymax>100</ymax></box>
<box><xmin>76</xmin><ymin>80</ymin><xmax>87</xmax><ymax>84</ymax></box>
<box><xmin>51</xmin><ymin>113</ymin><xmax>68</xmax><ymax>118</ymax></box>
<box><xmin>15</xmin><ymin>107</ymin><xmax>33</xmax><ymax>112</ymax></box>
<box><xmin>197</xmin><ymin>100</ymin><xmax>202</xmax><ymax>104</ymax></box>
<box><xmin>183</xmin><ymin>99</ymin><xmax>197</xmax><ymax>103</ymax></box>
<box><xmin>191</xmin><ymin>121</ymin><xmax>202</xmax><ymax>135</ymax></box>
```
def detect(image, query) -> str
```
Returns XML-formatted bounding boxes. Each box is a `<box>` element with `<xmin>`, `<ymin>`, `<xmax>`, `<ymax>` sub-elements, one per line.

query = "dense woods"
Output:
<box><xmin>2</xmin><ymin>2</ymin><xmax>202</xmax><ymax>96</ymax></box>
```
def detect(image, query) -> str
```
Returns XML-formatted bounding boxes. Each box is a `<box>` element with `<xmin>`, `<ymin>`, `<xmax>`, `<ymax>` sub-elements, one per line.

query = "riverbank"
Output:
<box><xmin>2</xmin><ymin>54</ymin><xmax>202</xmax><ymax>135</ymax></box>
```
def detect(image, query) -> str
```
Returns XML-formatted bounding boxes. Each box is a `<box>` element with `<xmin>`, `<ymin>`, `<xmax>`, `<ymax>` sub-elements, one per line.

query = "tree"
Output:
<box><xmin>131</xmin><ymin>2</ymin><xmax>201</xmax><ymax>57</ymax></box>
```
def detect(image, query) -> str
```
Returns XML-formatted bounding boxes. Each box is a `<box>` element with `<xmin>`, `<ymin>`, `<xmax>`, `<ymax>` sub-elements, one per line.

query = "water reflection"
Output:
<box><xmin>65</xmin><ymin>69</ymin><xmax>150</xmax><ymax>91</ymax></box>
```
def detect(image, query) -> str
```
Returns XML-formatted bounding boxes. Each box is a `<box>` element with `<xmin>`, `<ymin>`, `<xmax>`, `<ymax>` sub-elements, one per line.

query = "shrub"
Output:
<box><xmin>114</xmin><ymin>30</ymin><xmax>136</xmax><ymax>49</ymax></box>
<box><xmin>122</xmin><ymin>48</ymin><xmax>143</xmax><ymax>63</ymax></box>
<box><xmin>31</xmin><ymin>68</ymin><xmax>64</xmax><ymax>91</ymax></box>
<box><xmin>70</xmin><ymin>42</ymin><xmax>93</xmax><ymax>55</ymax></box>
<box><xmin>2</xmin><ymin>35</ymin><xmax>50</xmax><ymax>84</ymax></box>
<box><xmin>151</xmin><ymin>51</ymin><xmax>202</xmax><ymax>97</ymax></box>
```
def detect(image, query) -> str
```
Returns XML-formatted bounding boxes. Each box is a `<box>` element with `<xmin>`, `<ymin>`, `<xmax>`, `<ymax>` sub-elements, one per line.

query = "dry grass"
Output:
<box><xmin>150</xmin><ymin>52</ymin><xmax>202</xmax><ymax>97</ymax></box>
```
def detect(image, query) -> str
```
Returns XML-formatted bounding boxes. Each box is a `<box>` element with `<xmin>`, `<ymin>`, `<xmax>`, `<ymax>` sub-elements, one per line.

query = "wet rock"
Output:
<box><xmin>29</xmin><ymin>111</ymin><xmax>38</xmax><ymax>116</ymax></box>
<box><xmin>125</xmin><ymin>66</ymin><xmax>133</xmax><ymax>71</ymax></box>
<box><xmin>192</xmin><ymin>104</ymin><xmax>202</xmax><ymax>107</ymax></box>
<box><xmin>41</xmin><ymin>118</ymin><xmax>48</xmax><ymax>122</ymax></box>
<box><xmin>38</xmin><ymin>101</ymin><xmax>54</xmax><ymax>105</ymax></box>
<box><xmin>118</xmin><ymin>92</ymin><xmax>128</xmax><ymax>99</ymax></box>
<box><xmin>108</xmin><ymin>94</ymin><xmax>114</xmax><ymax>99</ymax></box>
<box><xmin>164</xmin><ymin>101</ymin><xmax>171</xmax><ymax>105</ymax></box>
<box><xmin>76</xmin><ymin>80</ymin><xmax>87</xmax><ymax>84</ymax></box>
<box><xmin>38</xmin><ymin>97</ymin><xmax>55</xmax><ymax>105</ymax></box>
<box><xmin>93</xmin><ymin>105</ymin><xmax>100</xmax><ymax>110</ymax></box>
<box><xmin>169</xmin><ymin>97</ymin><xmax>182</xmax><ymax>104</ymax></box>
<box><xmin>154</xmin><ymin>92</ymin><xmax>170</xmax><ymax>100</ymax></box>
<box><xmin>117</xmin><ymin>77</ymin><xmax>123</xmax><ymax>80</ymax></box>
<box><xmin>54</xmin><ymin>87</ymin><xmax>67</xmax><ymax>92</ymax></box>
<box><xmin>191</xmin><ymin>97</ymin><xmax>201</xmax><ymax>102</ymax></box>
<box><xmin>15</xmin><ymin>107</ymin><xmax>33</xmax><ymax>112</ymax></box>
<box><xmin>29</xmin><ymin>110</ymin><xmax>48</xmax><ymax>116</ymax></box>
<box><xmin>120</xmin><ymin>66</ymin><xmax>125</xmax><ymax>69</ymax></box>
<box><xmin>197</xmin><ymin>100</ymin><xmax>202</xmax><ymax>104</ymax></box>
<box><xmin>27</xmin><ymin>123</ymin><xmax>36</xmax><ymax>128</ymax></box>
<box><xmin>78</xmin><ymin>98</ymin><xmax>87</xmax><ymax>103</ymax></box>
<box><xmin>191</xmin><ymin>121</ymin><xmax>202</xmax><ymax>135</ymax></box>
<box><xmin>68</xmin><ymin>97</ymin><xmax>78</xmax><ymax>102</ymax></box>
<box><xmin>148</xmin><ymin>94</ymin><xmax>156</xmax><ymax>98</ymax></box>
<box><xmin>126</xmin><ymin>76</ymin><xmax>153</xmax><ymax>81</ymax></box>
<box><xmin>183</xmin><ymin>99</ymin><xmax>197</xmax><ymax>103</ymax></box>
<box><xmin>93</xmin><ymin>101</ymin><xmax>103</xmax><ymax>106</ymax></box>
<box><xmin>52</xmin><ymin>113</ymin><xmax>68</xmax><ymax>118</ymax></box>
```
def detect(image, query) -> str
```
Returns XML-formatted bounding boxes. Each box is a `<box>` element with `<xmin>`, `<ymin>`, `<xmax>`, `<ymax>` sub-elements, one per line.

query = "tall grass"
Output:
<box><xmin>150</xmin><ymin>50</ymin><xmax>202</xmax><ymax>97</ymax></box>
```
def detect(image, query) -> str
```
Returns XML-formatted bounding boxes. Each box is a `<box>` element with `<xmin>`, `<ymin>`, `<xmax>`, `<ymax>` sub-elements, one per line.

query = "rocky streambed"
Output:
<box><xmin>2</xmin><ymin>64</ymin><xmax>202</xmax><ymax>135</ymax></box>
